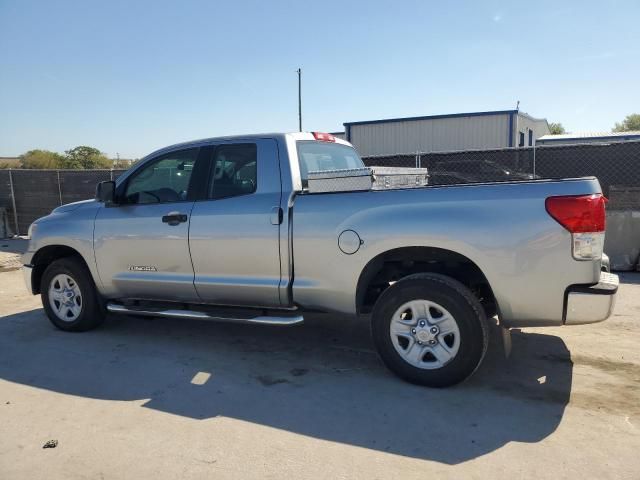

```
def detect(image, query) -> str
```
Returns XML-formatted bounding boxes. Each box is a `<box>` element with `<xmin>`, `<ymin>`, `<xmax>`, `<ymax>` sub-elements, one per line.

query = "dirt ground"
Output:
<box><xmin>0</xmin><ymin>239</ymin><xmax>25</xmax><ymax>272</ymax></box>
<box><xmin>0</xmin><ymin>245</ymin><xmax>639</xmax><ymax>479</ymax></box>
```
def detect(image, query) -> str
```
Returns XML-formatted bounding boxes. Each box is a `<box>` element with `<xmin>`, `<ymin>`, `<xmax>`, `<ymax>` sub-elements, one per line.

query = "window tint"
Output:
<box><xmin>529</xmin><ymin>129</ymin><xmax>533</xmax><ymax>146</ymax></box>
<box><xmin>124</xmin><ymin>149</ymin><xmax>197</xmax><ymax>204</ymax></box>
<box><xmin>519</xmin><ymin>132</ymin><xmax>525</xmax><ymax>147</ymax></box>
<box><xmin>296</xmin><ymin>141</ymin><xmax>364</xmax><ymax>181</ymax></box>
<box><xmin>208</xmin><ymin>144</ymin><xmax>257</xmax><ymax>199</ymax></box>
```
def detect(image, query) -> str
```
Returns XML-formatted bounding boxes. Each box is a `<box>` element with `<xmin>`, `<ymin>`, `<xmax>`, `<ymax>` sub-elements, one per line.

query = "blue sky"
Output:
<box><xmin>1</xmin><ymin>0</ymin><xmax>638</xmax><ymax>158</ymax></box>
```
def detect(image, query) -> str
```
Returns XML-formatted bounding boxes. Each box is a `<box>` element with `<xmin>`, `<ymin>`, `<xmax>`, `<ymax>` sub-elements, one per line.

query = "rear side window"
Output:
<box><xmin>296</xmin><ymin>142</ymin><xmax>364</xmax><ymax>181</ymax></box>
<box><xmin>207</xmin><ymin>143</ymin><xmax>257</xmax><ymax>200</ymax></box>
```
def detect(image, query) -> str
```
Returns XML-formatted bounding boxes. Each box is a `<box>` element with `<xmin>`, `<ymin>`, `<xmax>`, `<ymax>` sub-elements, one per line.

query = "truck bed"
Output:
<box><xmin>291</xmin><ymin>177</ymin><xmax>602</xmax><ymax>327</ymax></box>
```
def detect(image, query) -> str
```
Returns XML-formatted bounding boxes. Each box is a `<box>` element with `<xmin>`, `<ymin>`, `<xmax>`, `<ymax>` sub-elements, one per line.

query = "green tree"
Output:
<box><xmin>0</xmin><ymin>160</ymin><xmax>15</xmax><ymax>169</ymax></box>
<box><xmin>612</xmin><ymin>113</ymin><xmax>640</xmax><ymax>132</ymax></box>
<box><xmin>19</xmin><ymin>149</ymin><xmax>64</xmax><ymax>169</ymax></box>
<box><xmin>61</xmin><ymin>146</ymin><xmax>112</xmax><ymax>169</ymax></box>
<box><xmin>548</xmin><ymin>122</ymin><xmax>566</xmax><ymax>135</ymax></box>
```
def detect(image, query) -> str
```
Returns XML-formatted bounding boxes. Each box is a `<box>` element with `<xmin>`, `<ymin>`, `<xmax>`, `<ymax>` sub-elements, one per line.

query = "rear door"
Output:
<box><xmin>94</xmin><ymin>148</ymin><xmax>201</xmax><ymax>301</ymax></box>
<box><xmin>188</xmin><ymin>139</ymin><xmax>283</xmax><ymax>307</ymax></box>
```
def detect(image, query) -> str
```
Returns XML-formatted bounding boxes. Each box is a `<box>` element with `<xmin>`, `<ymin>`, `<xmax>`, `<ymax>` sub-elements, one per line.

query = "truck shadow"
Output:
<box><xmin>618</xmin><ymin>271</ymin><xmax>640</xmax><ymax>285</ymax></box>
<box><xmin>0</xmin><ymin>309</ymin><xmax>572</xmax><ymax>465</ymax></box>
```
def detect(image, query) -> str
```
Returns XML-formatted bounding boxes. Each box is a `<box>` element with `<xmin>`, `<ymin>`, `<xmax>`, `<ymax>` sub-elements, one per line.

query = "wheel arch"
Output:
<box><xmin>30</xmin><ymin>245</ymin><xmax>92</xmax><ymax>294</ymax></box>
<box><xmin>355</xmin><ymin>246</ymin><xmax>498</xmax><ymax>317</ymax></box>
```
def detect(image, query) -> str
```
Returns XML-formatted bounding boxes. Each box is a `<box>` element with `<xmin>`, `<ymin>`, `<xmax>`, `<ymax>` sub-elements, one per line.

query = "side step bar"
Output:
<box><xmin>106</xmin><ymin>303</ymin><xmax>304</xmax><ymax>326</ymax></box>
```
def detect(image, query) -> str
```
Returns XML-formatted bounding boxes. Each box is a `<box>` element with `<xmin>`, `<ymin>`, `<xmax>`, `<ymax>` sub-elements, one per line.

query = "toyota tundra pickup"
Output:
<box><xmin>22</xmin><ymin>132</ymin><xmax>619</xmax><ymax>387</ymax></box>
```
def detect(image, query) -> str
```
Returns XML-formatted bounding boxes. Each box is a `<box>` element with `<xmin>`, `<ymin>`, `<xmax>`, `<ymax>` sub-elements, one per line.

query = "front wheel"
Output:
<box><xmin>371</xmin><ymin>273</ymin><xmax>488</xmax><ymax>387</ymax></box>
<box><xmin>41</xmin><ymin>257</ymin><xmax>106</xmax><ymax>332</ymax></box>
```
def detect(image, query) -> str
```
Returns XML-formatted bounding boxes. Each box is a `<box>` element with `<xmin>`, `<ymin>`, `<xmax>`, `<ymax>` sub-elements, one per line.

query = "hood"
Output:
<box><xmin>52</xmin><ymin>199</ymin><xmax>97</xmax><ymax>214</ymax></box>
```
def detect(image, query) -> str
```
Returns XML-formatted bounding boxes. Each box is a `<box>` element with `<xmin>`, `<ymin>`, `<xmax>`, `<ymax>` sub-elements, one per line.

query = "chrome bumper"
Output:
<box><xmin>23</xmin><ymin>265</ymin><xmax>34</xmax><ymax>294</ymax></box>
<box><xmin>565</xmin><ymin>272</ymin><xmax>618</xmax><ymax>325</ymax></box>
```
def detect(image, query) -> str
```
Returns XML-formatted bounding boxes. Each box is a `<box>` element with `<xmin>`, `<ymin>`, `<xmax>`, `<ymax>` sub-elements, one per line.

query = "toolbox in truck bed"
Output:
<box><xmin>371</xmin><ymin>167</ymin><xmax>429</xmax><ymax>190</ymax></box>
<box><xmin>306</xmin><ymin>167</ymin><xmax>429</xmax><ymax>193</ymax></box>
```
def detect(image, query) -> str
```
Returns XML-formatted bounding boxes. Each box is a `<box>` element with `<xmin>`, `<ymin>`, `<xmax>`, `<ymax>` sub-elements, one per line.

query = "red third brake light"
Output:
<box><xmin>545</xmin><ymin>194</ymin><xmax>607</xmax><ymax>233</ymax></box>
<box><xmin>312</xmin><ymin>132</ymin><xmax>336</xmax><ymax>142</ymax></box>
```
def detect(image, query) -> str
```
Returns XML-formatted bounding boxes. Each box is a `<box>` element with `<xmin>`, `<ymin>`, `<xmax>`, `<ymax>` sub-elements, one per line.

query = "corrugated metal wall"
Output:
<box><xmin>348</xmin><ymin>113</ymin><xmax>512</xmax><ymax>156</ymax></box>
<box><xmin>516</xmin><ymin>115</ymin><xmax>550</xmax><ymax>146</ymax></box>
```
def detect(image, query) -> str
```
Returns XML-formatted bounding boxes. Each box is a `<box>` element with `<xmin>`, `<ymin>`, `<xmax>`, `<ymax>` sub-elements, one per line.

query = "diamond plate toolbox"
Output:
<box><xmin>371</xmin><ymin>167</ymin><xmax>429</xmax><ymax>190</ymax></box>
<box><xmin>307</xmin><ymin>167</ymin><xmax>373</xmax><ymax>193</ymax></box>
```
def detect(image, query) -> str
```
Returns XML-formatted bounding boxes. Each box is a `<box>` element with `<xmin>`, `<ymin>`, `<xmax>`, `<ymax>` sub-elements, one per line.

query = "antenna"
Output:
<box><xmin>297</xmin><ymin>68</ymin><xmax>302</xmax><ymax>132</ymax></box>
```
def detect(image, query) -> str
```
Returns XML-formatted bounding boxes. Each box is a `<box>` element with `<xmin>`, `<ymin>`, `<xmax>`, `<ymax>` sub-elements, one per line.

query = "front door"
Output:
<box><xmin>188</xmin><ymin>139</ymin><xmax>283</xmax><ymax>307</ymax></box>
<box><xmin>94</xmin><ymin>147</ymin><xmax>200</xmax><ymax>302</ymax></box>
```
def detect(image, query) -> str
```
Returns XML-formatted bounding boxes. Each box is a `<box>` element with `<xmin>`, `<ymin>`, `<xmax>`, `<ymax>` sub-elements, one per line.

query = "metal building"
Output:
<box><xmin>537</xmin><ymin>131</ymin><xmax>640</xmax><ymax>146</ymax></box>
<box><xmin>343</xmin><ymin>110</ymin><xmax>550</xmax><ymax>157</ymax></box>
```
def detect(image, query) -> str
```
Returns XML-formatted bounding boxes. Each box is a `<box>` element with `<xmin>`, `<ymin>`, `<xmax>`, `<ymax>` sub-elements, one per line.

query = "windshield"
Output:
<box><xmin>296</xmin><ymin>141</ymin><xmax>365</xmax><ymax>181</ymax></box>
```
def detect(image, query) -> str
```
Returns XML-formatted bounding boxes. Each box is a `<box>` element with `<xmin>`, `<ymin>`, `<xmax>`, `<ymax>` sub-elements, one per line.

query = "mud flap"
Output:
<box><xmin>501</xmin><ymin>326</ymin><xmax>512</xmax><ymax>359</ymax></box>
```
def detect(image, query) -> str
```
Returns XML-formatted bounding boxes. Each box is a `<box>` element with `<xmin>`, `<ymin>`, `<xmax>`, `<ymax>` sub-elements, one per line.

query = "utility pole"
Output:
<box><xmin>515</xmin><ymin>100</ymin><xmax>520</xmax><ymax>148</ymax></box>
<box><xmin>297</xmin><ymin>68</ymin><xmax>302</xmax><ymax>132</ymax></box>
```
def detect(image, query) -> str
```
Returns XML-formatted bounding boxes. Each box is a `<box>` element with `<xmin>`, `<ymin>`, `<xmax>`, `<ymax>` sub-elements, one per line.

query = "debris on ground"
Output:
<box><xmin>43</xmin><ymin>440</ymin><xmax>58</xmax><ymax>449</ymax></box>
<box><xmin>256</xmin><ymin>375</ymin><xmax>289</xmax><ymax>386</ymax></box>
<box><xmin>0</xmin><ymin>252</ymin><xmax>22</xmax><ymax>272</ymax></box>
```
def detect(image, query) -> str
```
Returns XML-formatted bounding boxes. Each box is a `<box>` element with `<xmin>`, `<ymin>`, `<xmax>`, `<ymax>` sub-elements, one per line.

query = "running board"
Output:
<box><xmin>106</xmin><ymin>303</ymin><xmax>304</xmax><ymax>326</ymax></box>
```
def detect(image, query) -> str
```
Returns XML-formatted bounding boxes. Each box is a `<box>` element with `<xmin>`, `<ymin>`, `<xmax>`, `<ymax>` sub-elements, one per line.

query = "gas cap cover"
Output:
<box><xmin>338</xmin><ymin>230</ymin><xmax>362</xmax><ymax>255</ymax></box>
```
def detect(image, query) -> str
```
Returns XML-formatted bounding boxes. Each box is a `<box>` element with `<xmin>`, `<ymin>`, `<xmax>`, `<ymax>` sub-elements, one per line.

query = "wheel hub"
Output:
<box><xmin>63</xmin><ymin>289</ymin><xmax>75</xmax><ymax>305</ymax></box>
<box><xmin>389</xmin><ymin>299</ymin><xmax>461</xmax><ymax>370</ymax></box>
<box><xmin>48</xmin><ymin>273</ymin><xmax>83</xmax><ymax>322</ymax></box>
<box><xmin>414</xmin><ymin>320</ymin><xmax>438</xmax><ymax>344</ymax></box>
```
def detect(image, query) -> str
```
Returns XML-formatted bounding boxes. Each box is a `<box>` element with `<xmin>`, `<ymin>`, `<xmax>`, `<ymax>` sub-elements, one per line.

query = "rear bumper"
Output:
<box><xmin>23</xmin><ymin>265</ymin><xmax>34</xmax><ymax>294</ymax></box>
<box><xmin>564</xmin><ymin>272</ymin><xmax>618</xmax><ymax>325</ymax></box>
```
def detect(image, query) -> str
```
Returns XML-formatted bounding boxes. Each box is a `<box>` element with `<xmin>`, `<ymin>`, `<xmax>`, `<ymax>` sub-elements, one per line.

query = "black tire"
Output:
<box><xmin>371</xmin><ymin>273</ymin><xmax>488</xmax><ymax>387</ymax></box>
<box><xmin>40</xmin><ymin>257</ymin><xmax>106</xmax><ymax>332</ymax></box>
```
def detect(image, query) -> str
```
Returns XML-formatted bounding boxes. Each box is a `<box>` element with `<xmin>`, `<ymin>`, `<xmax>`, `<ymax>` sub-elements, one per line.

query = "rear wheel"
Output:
<box><xmin>371</xmin><ymin>273</ymin><xmax>488</xmax><ymax>387</ymax></box>
<box><xmin>41</xmin><ymin>257</ymin><xmax>106</xmax><ymax>332</ymax></box>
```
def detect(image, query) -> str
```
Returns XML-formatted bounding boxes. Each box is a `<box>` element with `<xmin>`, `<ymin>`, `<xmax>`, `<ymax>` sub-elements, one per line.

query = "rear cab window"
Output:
<box><xmin>296</xmin><ymin>141</ymin><xmax>365</xmax><ymax>187</ymax></box>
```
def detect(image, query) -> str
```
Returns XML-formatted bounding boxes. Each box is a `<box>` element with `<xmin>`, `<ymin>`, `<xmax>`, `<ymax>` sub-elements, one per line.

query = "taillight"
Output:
<box><xmin>312</xmin><ymin>132</ymin><xmax>336</xmax><ymax>142</ymax></box>
<box><xmin>545</xmin><ymin>194</ymin><xmax>607</xmax><ymax>260</ymax></box>
<box><xmin>545</xmin><ymin>194</ymin><xmax>607</xmax><ymax>233</ymax></box>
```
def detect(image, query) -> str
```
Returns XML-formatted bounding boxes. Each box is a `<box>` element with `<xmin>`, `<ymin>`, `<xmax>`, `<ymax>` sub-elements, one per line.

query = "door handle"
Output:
<box><xmin>162</xmin><ymin>212</ymin><xmax>188</xmax><ymax>226</ymax></box>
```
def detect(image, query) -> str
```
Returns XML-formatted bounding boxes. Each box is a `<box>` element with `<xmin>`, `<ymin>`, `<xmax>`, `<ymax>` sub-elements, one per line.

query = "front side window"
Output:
<box><xmin>296</xmin><ymin>141</ymin><xmax>365</xmax><ymax>181</ymax></box>
<box><xmin>207</xmin><ymin>144</ymin><xmax>257</xmax><ymax>200</ymax></box>
<box><xmin>124</xmin><ymin>148</ymin><xmax>197</xmax><ymax>204</ymax></box>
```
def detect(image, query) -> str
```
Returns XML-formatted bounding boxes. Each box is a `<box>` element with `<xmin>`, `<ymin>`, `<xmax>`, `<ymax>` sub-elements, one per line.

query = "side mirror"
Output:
<box><xmin>96</xmin><ymin>180</ymin><xmax>116</xmax><ymax>204</ymax></box>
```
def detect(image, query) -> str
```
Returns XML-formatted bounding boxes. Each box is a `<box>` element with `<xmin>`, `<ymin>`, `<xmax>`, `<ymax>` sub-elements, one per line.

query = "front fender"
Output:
<box><xmin>24</xmin><ymin>203</ymin><xmax>101</xmax><ymax>291</ymax></box>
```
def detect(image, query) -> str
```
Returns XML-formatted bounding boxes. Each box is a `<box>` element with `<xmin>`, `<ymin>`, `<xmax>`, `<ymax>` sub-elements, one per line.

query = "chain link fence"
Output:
<box><xmin>2</xmin><ymin>140</ymin><xmax>640</xmax><ymax>266</ymax></box>
<box><xmin>0</xmin><ymin>169</ymin><xmax>127</xmax><ymax>235</ymax></box>
<box><xmin>361</xmin><ymin>139</ymin><xmax>640</xmax><ymax>270</ymax></box>
<box><xmin>362</xmin><ymin>139</ymin><xmax>640</xmax><ymax>211</ymax></box>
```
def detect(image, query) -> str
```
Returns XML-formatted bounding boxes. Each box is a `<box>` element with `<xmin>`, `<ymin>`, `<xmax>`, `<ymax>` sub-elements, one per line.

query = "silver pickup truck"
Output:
<box><xmin>22</xmin><ymin>132</ymin><xmax>618</xmax><ymax>387</ymax></box>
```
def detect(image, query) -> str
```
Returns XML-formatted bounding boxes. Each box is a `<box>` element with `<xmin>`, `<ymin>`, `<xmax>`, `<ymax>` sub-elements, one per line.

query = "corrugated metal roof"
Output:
<box><xmin>539</xmin><ymin>131</ymin><xmax>640</xmax><ymax>141</ymax></box>
<box><xmin>344</xmin><ymin>110</ymin><xmax>518</xmax><ymax>126</ymax></box>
